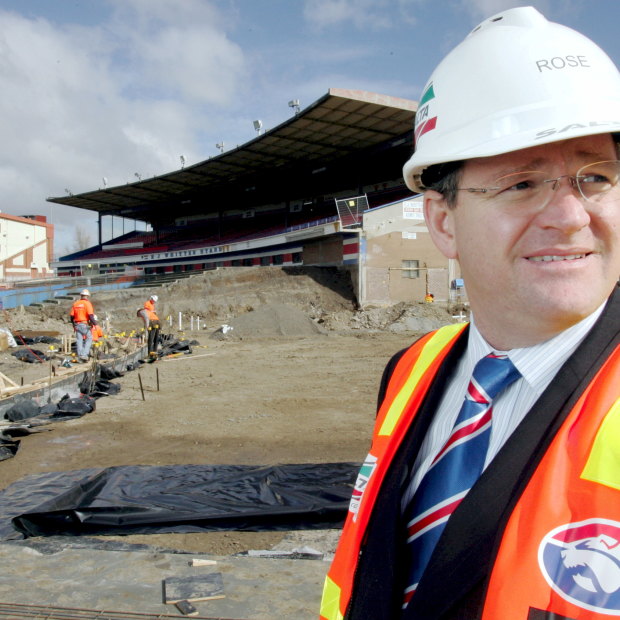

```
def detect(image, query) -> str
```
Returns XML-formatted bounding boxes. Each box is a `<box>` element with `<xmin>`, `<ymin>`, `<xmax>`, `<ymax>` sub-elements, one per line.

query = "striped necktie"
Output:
<box><xmin>401</xmin><ymin>353</ymin><xmax>521</xmax><ymax>610</ymax></box>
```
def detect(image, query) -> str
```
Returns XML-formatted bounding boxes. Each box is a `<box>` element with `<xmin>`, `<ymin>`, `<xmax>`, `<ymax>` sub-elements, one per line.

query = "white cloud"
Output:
<box><xmin>304</xmin><ymin>0</ymin><xmax>395</xmax><ymax>30</ymax></box>
<box><xmin>303</xmin><ymin>0</ymin><xmax>425</xmax><ymax>29</ymax></box>
<box><xmin>108</xmin><ymin>0</ymin><xmax>246</xmax><ymax>105</ymax></box>
<box><xmin>0</xmin><ymin>1</ymin><xmax>248</xmax><ymax>255</ymax></box>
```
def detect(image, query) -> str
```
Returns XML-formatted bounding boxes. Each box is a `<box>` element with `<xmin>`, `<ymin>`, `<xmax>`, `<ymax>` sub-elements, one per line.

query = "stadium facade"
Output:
<box><xmin>49</xmin><ymin>89</ymin><xmax>459</xmax><ymax>306</ymax></box>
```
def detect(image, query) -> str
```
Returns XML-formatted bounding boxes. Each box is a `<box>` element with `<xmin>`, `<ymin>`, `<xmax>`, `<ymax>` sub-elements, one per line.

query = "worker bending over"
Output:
<box><xmin>144</xmin><ymin>294</ymin><xmax>161</xmax><ymax>358</ymax></box>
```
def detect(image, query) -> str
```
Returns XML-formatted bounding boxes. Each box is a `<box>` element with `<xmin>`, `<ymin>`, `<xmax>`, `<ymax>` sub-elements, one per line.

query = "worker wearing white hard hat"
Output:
<box><xmin>70</xmin><ymin>290</ymin><xmax>98</xmax><ymax>362</ymax></box>
<box><xmin>321</xmin><ymin>7</ymin><xmax>620</xmax><ymax>619</ymax></box>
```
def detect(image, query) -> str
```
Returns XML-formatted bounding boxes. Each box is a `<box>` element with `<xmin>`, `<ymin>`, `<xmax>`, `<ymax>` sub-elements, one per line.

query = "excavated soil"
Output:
<box><xmin>0</xmin><ymin>267</ymin><xmax>461</xmax><ymax>555</ymax></box>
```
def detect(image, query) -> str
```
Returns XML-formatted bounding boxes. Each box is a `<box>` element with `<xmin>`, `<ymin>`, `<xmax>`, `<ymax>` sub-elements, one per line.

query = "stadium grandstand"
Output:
<box><xmin>47</xmin><ymin>88</ymin><xmax>457</xmax><ymax>306</ymax></box>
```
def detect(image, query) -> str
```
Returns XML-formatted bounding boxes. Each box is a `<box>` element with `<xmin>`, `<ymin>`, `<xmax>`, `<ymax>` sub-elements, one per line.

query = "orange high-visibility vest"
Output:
<box><xmin>320</xmin><ymin>324</ymin><xmax>620</xmax><ymax>620</ymax></box>
<box><xmin>144</xmin><ymin>299</ymin><xmax>159</xmax><ymax>321</ymax></box>
<box><xmin>91</xmin><ymin>325</ymin><xmax>104</xmax><ymax>342</ymax></box>
<box><xmin>320</xmin><ymin>324</ymin><xmax>466</xmax><ymax>620</ymax></box>
<box><xmin>481</xmin><ymin>345</ymin><xmax>620</xmax><ymax>618</ymax></box>
<box><xmin>70</xmin><ymin>299</ymin><xmax>94</xmax><ymax>324</ymax></box>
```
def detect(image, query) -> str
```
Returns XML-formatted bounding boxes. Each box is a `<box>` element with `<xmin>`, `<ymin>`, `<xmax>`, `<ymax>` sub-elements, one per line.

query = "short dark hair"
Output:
<box><xmin>420</xmin><ymin>161</ymin><xmax>464</xmax><ymax>209</ymax></box>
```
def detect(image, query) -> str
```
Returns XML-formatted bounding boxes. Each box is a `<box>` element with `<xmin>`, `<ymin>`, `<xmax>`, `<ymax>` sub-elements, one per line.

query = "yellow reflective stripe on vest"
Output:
<box><xmin>581</xmin><ymin>396</ymin><xmax>620</xmax><ymax>490</ymax></box>
<box><xmin>378</xmin><ymin>323</ymin><xmax>465</xmax><ymax>437</ymax></box>
<box><xmin>320</xmin><ymin>575</ymin><xmax>345</xmax><ymax>620</ymax></box>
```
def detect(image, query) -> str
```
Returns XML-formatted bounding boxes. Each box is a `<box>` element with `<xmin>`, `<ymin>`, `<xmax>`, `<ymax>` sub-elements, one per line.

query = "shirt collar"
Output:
<box><xmin>467</xmin><ymin>301</ymin><xmax>607</xmax><ymax>397</ymax></box>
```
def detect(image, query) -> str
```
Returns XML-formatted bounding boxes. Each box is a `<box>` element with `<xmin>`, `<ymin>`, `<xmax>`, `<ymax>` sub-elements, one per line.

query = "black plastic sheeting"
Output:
<box><xmin>0</xmin><ymin>433</ymin><xmax>19</xmax><ymax>461</ymax></box>
<box><xmin>0</xmin><ymin>462</ymin><xmax>359</xmax><ymax>540</ymax></box>
<box><xmin>4</xmin><ymin>362</ymin><xmax>123</xmax><ymax>424</ymax></box>
<box><xmin>11</xmin><ymin>348</ymin><xmax>50</xmax><ymax>363</ymax></box>
<box><xmin>4</xmin><ymin>394</ymin><xmax>97</xmax><ymax>422</ymax></box>
<box><xmin>158</xmin><ymin>334</ymin><xmax>195</xmax><ymax>357</ymax></box>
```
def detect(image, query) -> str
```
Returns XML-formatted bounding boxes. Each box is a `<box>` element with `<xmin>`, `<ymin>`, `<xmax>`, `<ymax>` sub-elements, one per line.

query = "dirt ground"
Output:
<box><xmin>0</xmin><ymin>267</ymin><xmax>460</xmax><ymax>555</ymax></box>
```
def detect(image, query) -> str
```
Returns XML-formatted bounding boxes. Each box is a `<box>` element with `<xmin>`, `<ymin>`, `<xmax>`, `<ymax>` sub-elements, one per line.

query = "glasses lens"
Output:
<box><xmin>576</xmin><ymin>160</ymin><xmax>620</xmax><ymax>202</ymax></box>
<box><xmin>491</xmin><ymin>171</ymin><xmax>547</xmax><ymax>209</ymax></box>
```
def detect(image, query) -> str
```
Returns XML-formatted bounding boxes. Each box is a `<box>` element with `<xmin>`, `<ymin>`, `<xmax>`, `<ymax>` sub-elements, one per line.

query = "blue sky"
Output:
<box><xmin>0</xmin><ymin>0</ymin><xmax>618</xmax><ymax>256</ymax></box>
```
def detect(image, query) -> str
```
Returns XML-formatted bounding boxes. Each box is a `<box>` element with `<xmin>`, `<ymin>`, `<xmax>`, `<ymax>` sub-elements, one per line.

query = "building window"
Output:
<box><xmin>402</xmin><ymin>259</ymin><xmax>420</xmax><ymax>279</ymax></box>
<box><xmin>260</xmin><ymin>256</ymin><xmax>271</xmax><ymax>266</ymax></box>
<box><xmin>273</xmin><ymin>254</ymin><xmax>283</xmax><ymax>265</ymax></box>
<box><xmin>242</xmin><ymin>258</ymin><xmax>253</xmax><ymax>266</ymax></box>
<box><xmin>292</xmin><ymin>252</ymin><xmax>302</xmax><ymax>264</ymax></box>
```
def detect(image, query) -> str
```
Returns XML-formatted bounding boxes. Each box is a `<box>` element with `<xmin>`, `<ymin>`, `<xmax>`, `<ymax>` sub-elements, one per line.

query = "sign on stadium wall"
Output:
<box><xmin>140</xmin><ymin>246</ymin><xmax>228</xmax><ymax>261</ymax></box>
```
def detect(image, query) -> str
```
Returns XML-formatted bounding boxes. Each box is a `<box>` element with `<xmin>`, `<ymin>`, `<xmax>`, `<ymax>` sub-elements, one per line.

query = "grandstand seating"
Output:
<box><xmin>73</xmin><ymin>207</ymin><xmax>340</xmax><ymax>264</ymax></box>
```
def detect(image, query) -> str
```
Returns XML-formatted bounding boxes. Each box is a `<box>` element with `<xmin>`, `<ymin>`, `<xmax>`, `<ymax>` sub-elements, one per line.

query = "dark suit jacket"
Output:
<box><xmin>345</xmin><ymin>285</ymin><xmax>620</xmax><ymax>620</ymax></box>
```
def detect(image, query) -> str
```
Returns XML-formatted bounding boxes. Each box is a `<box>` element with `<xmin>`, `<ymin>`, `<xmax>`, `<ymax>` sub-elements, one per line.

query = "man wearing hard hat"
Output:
<box><xmin>69</xmin><ymin>289</ymin><xmax>98</xmax><ymax>362</ymax></box>
<box><xmin>321</xmin><ymin>7</ymin><xmax>620</xmax><ymax>620</ymax></box>
<box><xmin>143</xmin><ymin>294</ymin><xmax>161</xmax><ymax>358</ymax></box>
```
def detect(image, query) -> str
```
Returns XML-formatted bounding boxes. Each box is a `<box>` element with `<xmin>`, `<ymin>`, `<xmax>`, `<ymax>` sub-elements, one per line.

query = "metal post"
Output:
<box><xmin>138</xmin><ymin>373</ymin><xmax>145</xmax><ymax>401</ymax></box>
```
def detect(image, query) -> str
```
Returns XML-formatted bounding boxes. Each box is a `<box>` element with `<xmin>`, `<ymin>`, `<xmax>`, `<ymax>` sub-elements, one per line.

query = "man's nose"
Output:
<box><xmin>538</xmin><ymin>177</ymin><xmax>591</xmax><ymax>231</ymax></box>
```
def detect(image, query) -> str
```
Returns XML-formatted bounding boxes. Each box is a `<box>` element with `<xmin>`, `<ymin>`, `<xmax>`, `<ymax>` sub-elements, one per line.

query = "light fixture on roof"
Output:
<box><xmin>216</xmin><ymin>142</ymin><xmax>224</xmax><ymax>153</ymax></box>
<box><xmin>253</xmin><ymin>119</ymin><xmax>263</xmax><ymax>135</ymax></box>
<box><xmin>180</xmin><ymin>155</ymin><xmax>186</xmax><ymax>169</ymax></box>
<box><xmin>134</xmin><ymin>173</ymin><xmax>142</xmax><ymax>181</ymax></box>
<box><xmin>288</xmin><ymin>99</ymin><xmax>301</xmax><ymax>114</ymax></box>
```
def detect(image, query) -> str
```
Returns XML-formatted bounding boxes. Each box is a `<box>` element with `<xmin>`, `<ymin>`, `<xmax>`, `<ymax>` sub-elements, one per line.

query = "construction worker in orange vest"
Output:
<box><xmin>69</xmin><ymin>289</ymin><xmax>97</xmax><ymax>362</ymax></box>
<box><xmin>321</xmin><ymin>7</ymin><xmax>620</xmax><ymax>620</ymax></box>
<box><xmin>91</xmin><ymin>315</ymin><xmax>104</xmax><ymax>342</ymax></box>
<box><xmin>143</xmin><ymin>294</ymin><xmax>161</xmax><ymax>358</ymax></box>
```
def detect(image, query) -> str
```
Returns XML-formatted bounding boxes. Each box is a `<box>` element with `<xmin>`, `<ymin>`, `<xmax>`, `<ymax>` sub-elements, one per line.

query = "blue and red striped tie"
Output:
<box><xmin>401</xmin><ymin>353</ymin><xmax>520</xmax><ymax>610</ymax></box>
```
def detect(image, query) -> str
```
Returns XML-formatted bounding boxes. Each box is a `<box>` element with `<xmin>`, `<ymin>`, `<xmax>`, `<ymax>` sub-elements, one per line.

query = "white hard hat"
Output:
<box><xmin>80</xmin><ymin>289</ymin><xmax>90</xmax><ymax>296</ymax></box>
<box><xmin>150</xmin><ymin>294</ymin><xmax>158</xmax><ymax>302</ymax></box>
<box><xmin>403</xmin><ymin>6</ymin><xmax>620</xmax><ymax>193</ymax></box>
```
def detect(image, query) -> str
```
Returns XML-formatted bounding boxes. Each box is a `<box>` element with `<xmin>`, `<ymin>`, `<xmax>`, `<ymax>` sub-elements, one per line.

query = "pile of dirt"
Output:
<box><xmin>322</xmin><ymin>301</ymin><xmax>460</xmax><ymax>333</ymax></box>
<box><xmin>6</xmin><ymin>266</ymin><xmax>462</xmax><ymax>338</ymax></box>
<box><xmin>2</xmin><ymin>306</ymin><xmax>72</xmax><ymax>335</ymax></box>
<box><xmin>216</xmin><ymin>303</ymin><xmax>327</xmax><ymax>340</ymax></box>
<box><xmin>14</xmin><ymin>266</ymin><xmax>357</xmax><ymax>332</ymax></box>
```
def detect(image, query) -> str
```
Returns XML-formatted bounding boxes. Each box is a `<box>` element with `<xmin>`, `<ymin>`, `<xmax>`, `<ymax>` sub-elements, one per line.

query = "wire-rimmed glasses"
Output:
<box><xmin>457</xmin><ymin>160</ymin><xmax>620</xmax><ymax>213</ymax></box>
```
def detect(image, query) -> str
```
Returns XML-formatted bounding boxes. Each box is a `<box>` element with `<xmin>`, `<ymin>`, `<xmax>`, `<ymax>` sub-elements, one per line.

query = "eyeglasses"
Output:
<box><xmin>457</xmin><ymin>160</ymin><xmax>620</xmax><ymax>213</ymax></box>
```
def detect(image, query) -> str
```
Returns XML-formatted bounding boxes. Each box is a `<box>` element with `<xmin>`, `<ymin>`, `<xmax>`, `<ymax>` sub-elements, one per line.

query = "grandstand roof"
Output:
<box><xmin>47</xmin><ymin>89</ymin><xmax>417</xmax><ymax>221</ymax></box>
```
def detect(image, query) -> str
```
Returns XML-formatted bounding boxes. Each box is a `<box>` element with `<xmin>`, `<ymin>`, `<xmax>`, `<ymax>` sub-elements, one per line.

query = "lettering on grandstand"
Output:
<box><xmin>140</xmin><ymin>246</ymin><xmax>226</xmax><ymax>260</ymax></box>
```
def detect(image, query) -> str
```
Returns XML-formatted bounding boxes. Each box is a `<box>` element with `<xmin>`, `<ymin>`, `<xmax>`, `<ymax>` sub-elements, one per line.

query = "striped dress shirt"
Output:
<box><xmin>401</xmin><ymin>302</ymin><xmax>607</xmax><ymax>511</ymax></box>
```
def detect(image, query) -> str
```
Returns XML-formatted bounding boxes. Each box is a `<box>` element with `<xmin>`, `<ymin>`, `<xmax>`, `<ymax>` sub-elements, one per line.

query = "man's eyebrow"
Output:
<box><xmin>574</xmin><ymin>148</ymin><xmax>614</xmax><ymax>161</ymax></box>
<box><xmin>484</xmin><ymin>159</ymin><xmax>547</xmax><ymax>178</ymax></box>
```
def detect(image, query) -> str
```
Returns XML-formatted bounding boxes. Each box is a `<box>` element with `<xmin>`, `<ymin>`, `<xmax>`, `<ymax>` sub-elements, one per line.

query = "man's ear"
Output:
<box><xmin>424</xmin><ymin>190</ymin><xmax>457</xmax><ymax>259</ymax></box>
